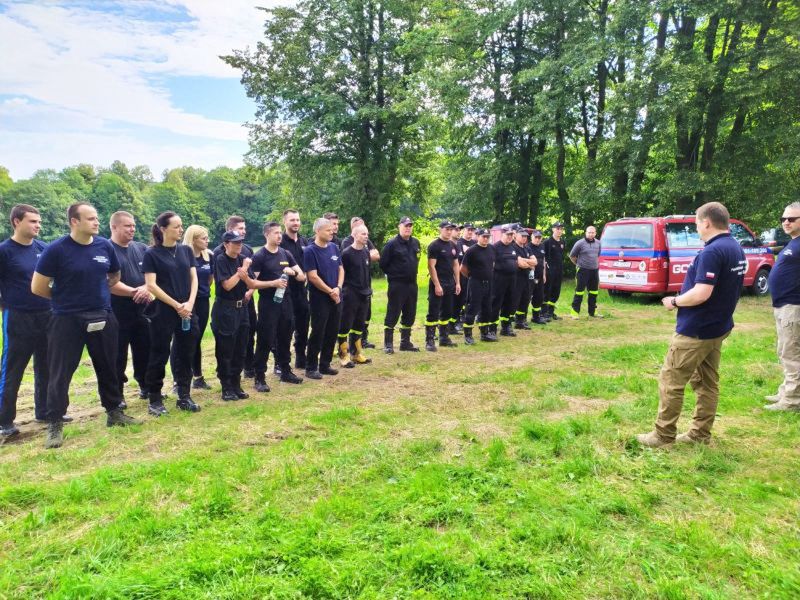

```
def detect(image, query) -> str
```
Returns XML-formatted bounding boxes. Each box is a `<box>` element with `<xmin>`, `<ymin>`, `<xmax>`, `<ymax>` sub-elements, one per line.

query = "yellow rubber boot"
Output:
<box><xmin>338</xmin><ymin>339</ymin><xmax>354</xmax><ymax>368</ymax></box>
<box><xmin>350</xmin><ymin>333</ymin><xmax>372</xmax><ymax>364</ymax></box>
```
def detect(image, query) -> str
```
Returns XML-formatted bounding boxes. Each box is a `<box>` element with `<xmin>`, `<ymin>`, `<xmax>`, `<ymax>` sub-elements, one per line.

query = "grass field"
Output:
<box><xmin>1</xmin><ymin>279</ymin><xmax>799</xmax><ymax>599</ymax></box>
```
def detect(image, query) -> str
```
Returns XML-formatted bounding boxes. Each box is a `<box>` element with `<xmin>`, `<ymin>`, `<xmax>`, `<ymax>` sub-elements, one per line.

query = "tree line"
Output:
<box><xmin>2</xmin><ymin>1</ymin><xmax>798</xmax><ymax>246</ymax></box>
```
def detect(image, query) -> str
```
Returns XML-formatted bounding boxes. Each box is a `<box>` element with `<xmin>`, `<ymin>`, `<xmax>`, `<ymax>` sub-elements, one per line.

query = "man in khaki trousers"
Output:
<box><xmin>765</xmin><ymin>202</ymin><xmax>800</xmax><ymax>413</ymax></box>
<box><xmin>638</xmin><ymin>202</ymin><xmax>746</xmax><ymax>447</ymax></box>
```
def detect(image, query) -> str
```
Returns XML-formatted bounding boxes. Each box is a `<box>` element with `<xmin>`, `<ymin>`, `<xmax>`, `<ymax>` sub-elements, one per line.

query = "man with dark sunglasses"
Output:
<box><xmin>765</xmin><ymin>203</ymin><xmax>800</xmax><ymax>412</ymax></box>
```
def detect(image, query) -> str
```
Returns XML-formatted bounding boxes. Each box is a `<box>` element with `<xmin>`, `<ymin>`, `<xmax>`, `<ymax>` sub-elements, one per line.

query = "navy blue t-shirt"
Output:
<box><xmin>0</xmin><ymin>238</ymin><xmax>50</xmax><ymax>312</ymax></box>
<box><xmin>676</xmin><ymin>233</ymin><xmax>746</xmax><ymax>339</ymax></box>
<box><xmin>35</xmin><ymin>235</ymin><xmax>120</xmax><ymax>315</ymax></box>
<box><xmin>769</xmin><ymin>236</ymin><xmax>800</xmax><ymax>308</ymax></box>
<box><xmin>195</xmin><ymin>253</ymin><xmax>213</xmax><ymax>298</ymax></box>
<box><xmin>303</xmin><ymin>242</ymin><xmax>341</xmax><ymax>290</ymax></box>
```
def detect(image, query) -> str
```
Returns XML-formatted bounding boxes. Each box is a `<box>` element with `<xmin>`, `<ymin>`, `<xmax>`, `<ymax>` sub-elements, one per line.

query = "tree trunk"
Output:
<box><xmin>528</xmin><ymin>138</ymin><xmax>547</xmax><ymax>227</ymax></box>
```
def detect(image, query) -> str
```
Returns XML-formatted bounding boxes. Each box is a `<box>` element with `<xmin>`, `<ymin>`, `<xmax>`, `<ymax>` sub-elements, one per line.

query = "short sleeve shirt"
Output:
<box><xmin>462</xmin><ymin>244</ymin><xmax>495</xmax><ymax>281</ymax></box>
<box><xmin>427</xmin><ymin>238</ymin><xmax>457</xmax><ymax>284</ymax></box>
<box><xmin>768</xmin><ymin>236</ymin><xmax>800</xmax><ymax>308</ymax></box>
<box><xmin>0</xmin><ymin>238</ymin><xmax>50</xmax><ymax>312</ymax></box>
<box><xmin>214</xmin><ymin>253</ymin><xmax>252</xmax><ymax>301</ymax></box>
<box><xmin>493</xmin><ymin>241</ymin><xmax>518</xmax><ymax>274</ymax></box>
<box><xmin>676</xmin><ymin>233</ymin><xmax>746</xmax><ymax>339</ymax></box>
<box><xmin>252</xmin><ymin>246</ymin><xmax>296</xmax><ymax>301</ymax></box>
<box><xmin>303</xmin><ymin>242</ymin><xmax>341</xmax><ymax>289</ymax></box>
<box><xmin>570</xmin><ymin>238</ymin><xmax>601</xmax><ymax>270</ymax></box>
<box><xmin>35</xmin><ymin>235</ymin><xmax>120</xmax><ymax>315</ymax></box>
<box><xmin>341</xmin><ymin>245</ymin><xmax>372</xmax><ymax>295</ymax></box>
<box><xmin>142</xmin><ymin>244</ymin><xmax>196</xmax><ymax>304</ymax></box>
<box><xmin>195</xmin><ymin>253</ymin><xmax>214</xmax><ymax>299</ymax></box>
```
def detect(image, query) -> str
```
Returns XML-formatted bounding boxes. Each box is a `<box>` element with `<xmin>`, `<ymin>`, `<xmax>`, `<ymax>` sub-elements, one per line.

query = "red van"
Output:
<box><xmin>598</xmin><ymin>216</ymin><xmax>773</xmax><ymax>296</ymax></box>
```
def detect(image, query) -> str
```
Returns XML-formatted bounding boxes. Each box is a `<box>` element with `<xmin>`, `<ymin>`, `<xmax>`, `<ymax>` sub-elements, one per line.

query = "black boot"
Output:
<box><xmin>361</xmin><ymin>325</ymin><xmax>376</xmax><ymax>349</ymax></box>
<box><xmin>500</xmin><ymin>320</ymin><xmax>517</xmax><ymax>337</ymax></box>
<box><xmin>479</xmin><ymin>325</ymin><xmax>493</xmax><ymax>342</ymax></box>
<box><xmin>447</xmin><ymin>321</ymin><xmax>458</xmax><ymax>335</ymax></box>
<box><xmin>148</xmin><ymin>391</ymin><xmax>168</xmax><ymax>416</ymax></box>
<box><xmin>231</xmin><ymin>377</ymin><xmax>249</xmax><ymax>399</ymax></box>
<box><xmin>425</xmin><ymin>325</ymin><xmax>437</xmax><ymax>352</ymax></box>
<box><xmin>254</xmin><ymin>376</ymin><xmax>270</xmax><ymax>393</ymax></box>
<box><xmin>515</xmin><ymin>314</ymin><xmax>531</xmax><ymax>330</ymax></box>
<box><xmin>464</xmin><ymin>326</ymin><xmax>475</xmax><ymax>345</ymax></box>
<box><xmin>487</xmin><ymin>324</ymin><xmax>499</xmax><ymax>342</ymax></box>
<box><xmin>531</xmin><ymin>310</ymin><xmax>547</xmax><ymax>325</ymax></box>
<box><xmin>439</xmin><ymin>324</ymin><xmax>458</xmax><ymax>347</ymax></box>
<box><xmin>176</xmin><ymin>387</ymin><xmax>201</xmax><ymax>412</ymax></box>
<box><xmin>399</xmin><ymin>327</ymin><xmax>420</xmax><ymax>352</ymax></box>
<box><xmin>221</xmin><ymin>382</ymin><xmax>239</xmax><ymax>401</ymax></box>
<box><xmin>383</xmin><ymin>328</ymin><xmax>395</xmax><ymax>354</ymax></box>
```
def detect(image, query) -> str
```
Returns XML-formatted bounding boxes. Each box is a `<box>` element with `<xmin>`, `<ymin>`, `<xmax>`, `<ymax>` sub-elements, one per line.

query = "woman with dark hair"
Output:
<box><xmin>142</xmin><ymin>212</ymin><xmax>200</xmax><ymax>415</ymax></box>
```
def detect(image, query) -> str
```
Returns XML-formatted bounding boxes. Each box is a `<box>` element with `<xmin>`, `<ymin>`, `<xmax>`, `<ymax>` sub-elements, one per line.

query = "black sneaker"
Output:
<box><xmin>177</xmin><ymin>397</ymin><xmax>201</xmax><ymax>412</ymax></box>
<box><xmin>280</xmin><ymin>369</ymin><xmax>303</xmax><ymax>384</ymax></box>
<box><xmin>243</xmin><ymin>369</ymin><xmax>255</xmax><ymax>379</ymax></box>
<box><xmin>107</xmin><ymin>409</ymin><xmax>144</xmax><ymax>427</ymax></box>
<box><xmin>319</xmin><ymin>365</ymin><xmax>339</xmax><ymax>376</ymax></box>
<box><xmin>222</xmin><ymin>389</ymin><xmax>239</xmax><ymax>401</ymax></box>
<box><xmin>254</xmin><ymin>379</ymin><xmax>270</xmax><ymax>393</ymax></box>
<box><xmin>35</xmin><ymin>415</ymin><xmax>74</xmax><ymax>424</ymax></box>
<box><xmin>45</xmin><ymin>422</ymin><xmax>63</xmax><ymax>449</ymax></box>
<box><xmin>118</xmin><ymin>400</ymin><xmax>128</xmax><ymax>410</ymax></box>
<box><xmin>235</xmin><ymin>388</ymin><xmax>250</xmax><ymax>400</ymax></box>
<box><xmin>362</xmin><ymin>340</ymin><xmax>376</xmax><ymax>349</ymax></box>
<box><xmin>192</xmin><ymin>376</ymin><xmax>212</xmax><ymax>390</ymax></box>
<box><xmin>274</xmin><ymin>365</ymin><xmax>282</xmax><ymax>376</ymax></box>
<box><xmin>148</xmin><ymin>402</ymin><xmax>168</xmax><ymax>417</ymax></box>
<box><xmin>0</xmin><ymin>424</ymin><xmax>20</xmax><ymax>439</ymax></box>
<box><xmin>138</xmin><ymin>389</ymin><xmax>148</xmax><ymax>400</ymax></box>
<box><xmin>305</xmin><ymin>369</ymin><xmax>323</xmax><ymax>380</ymax></box>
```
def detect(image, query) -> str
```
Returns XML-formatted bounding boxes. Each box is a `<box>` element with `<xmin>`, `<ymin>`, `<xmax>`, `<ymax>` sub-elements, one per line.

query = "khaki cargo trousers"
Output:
<box><xmin>655</xmin><ymin>331</ymin><xmax>730</xmax><ymax>442</ymax></box>
<box><xmin>773</xmin><ymin>304</ymin><xmax>800</xmax><ymax>406</ymax></box>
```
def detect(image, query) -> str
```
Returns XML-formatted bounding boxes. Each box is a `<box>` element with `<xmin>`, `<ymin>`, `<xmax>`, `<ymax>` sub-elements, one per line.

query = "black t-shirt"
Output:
<box><xmin>341</xmin><ymin>245</ymin><xmax>372</xmax><ymax>295</ymax></box>
<box><xmin>280</xmin><ymin>233</ymin><xmax>308</xmax><ymax>292</ymax></box>
<box><xmin>454</xmin><ymin>238</ymin><xmax>476</xmax><ymax>263</ymax></box>
<box><xmin>493</xmin><ymin>241</ymin><xmax>519</xmax><ymax>275</ymax></box>
<box><xmin>213</xmin><ymin>242</ymin><xmax>253</xmax><ymax>259</ymax></box>
<box><xmin>675</xmin><ymin>233</ymin><xmax>746</xmax><ymax>339</ymax></box>
<box><xmin>462</xmin><ymin>243</ymin><xmax>495</xmax><ymax>281</ymax></box>
<box><xmin>111</xmin><ymin>241</ymin><xmax>147</xmax><ymax>288</ymax></box>
<box><xmin>769</xmin><ymin>236</ymin><xmax>800</xmax><ymax>308</ymax></box>
<box><xmin>529</xmin><ymin>243</ymin><xmax>546</xmax><ymax>277</ymax></box>
<box><xmin>544</xmin><ymin>236</ymin><xmax>566</xmax><ymax>271</ymax></box>
<box><xmin>341</xmin><ymin>236</ymin><xmax>376</xmax><ymax>251</ymax></box>
<box><xmin>0</xmin><ymin>238</ymin><xmax>50</xmax><ymax>312</ymax></box>
<box><xmin>36</xmin><ymin>235</ymin><xmax>120</xmax><ymax>315</ymax></box>
<box><xmin>195</xmin><ymin>253</ymin><xmax>213</xmax><ymax>298</ymax></box>
<box><xmin>514</xmin><ymin>242</ymin><xmax>531</xmax><ymax>277</ymax></box>
<box><xmin>142</xmin><ymin>244</ymin><xmax>196</xmax><ymax>304</ymax></box>
<box><xmin>252</xmin><ymin>246</ymin><xmax>297</xmax><ymax>301</ymax></box>
<box><xmin>427</xmin><ymin>238</ymin><xmax>458</xmax><ymax>284</ymax></box>
<box><xmin>214</xmin><ymin>252</ymin><xmax>253</xmax><ymax>301</ymax></box>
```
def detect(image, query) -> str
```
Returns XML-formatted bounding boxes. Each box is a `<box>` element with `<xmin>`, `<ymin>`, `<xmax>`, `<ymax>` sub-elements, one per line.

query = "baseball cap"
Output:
<box><xmin>463</xmin><ymin>223</ymin><xmax>476</xmax><ymax>230</ymax></box>
<box><xmin>439</xmin><ymin>220</ymin><xmax>455</xmax><ymax>228</ymax></box>
<box><xmin>223</xmin><ymin>231</ymin><xmax>245</xmax><ymax>243</ymax></box>
<box><xmin>516</xmin><ymin>228</ymin><xmax>529</xmax><ymax>237</ymax></box>
<box><xmin>532</xmin><ymin>229</ymin><xmax>543</xmax><ymax>237</ymax></box>
<box><xmin>500</xmin><ymin>224</ymin><xmax>514</xmax><ymax>233</ymax></box>
<box><xmin>476</xmin><ymin>228</ymin><xmax>490</xmax><ymax>236</ymax></box>
<box><xmin>399</xmin><ymin>216</ymin><xmax>413</xmax><ymax>225</ymax></box>
<box><xmin>552</xmin><ymin>221</ymin><xmax>564</xmax><ymax>229</ymax></box>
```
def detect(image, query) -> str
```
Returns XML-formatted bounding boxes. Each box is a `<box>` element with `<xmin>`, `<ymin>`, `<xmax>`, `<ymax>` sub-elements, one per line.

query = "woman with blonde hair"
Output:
<box><xmin>170</xmin><ymin>224</ymin><xmax>214</xmax><ymax>390</ymax></box>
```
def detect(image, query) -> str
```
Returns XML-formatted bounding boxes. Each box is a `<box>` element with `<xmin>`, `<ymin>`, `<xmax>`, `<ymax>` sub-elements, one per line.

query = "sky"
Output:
<box><xmin>0</xmin><ymin>0</ymin><xmax>287</xmax><ymax>180</ymax></box>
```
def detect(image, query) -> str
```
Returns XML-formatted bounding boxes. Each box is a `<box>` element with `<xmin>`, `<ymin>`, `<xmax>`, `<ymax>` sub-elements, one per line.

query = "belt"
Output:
<box><xmin>218</xmin><ymin>298</ymin><xmax>245</xmax><ymax>308</ymax></box>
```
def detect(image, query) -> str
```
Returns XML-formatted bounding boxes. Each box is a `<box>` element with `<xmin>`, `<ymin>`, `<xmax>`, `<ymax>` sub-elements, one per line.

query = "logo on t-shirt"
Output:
<box><xmin>705</xmin><ymin>272</ymin><xmax>715</xmax><ymax>279</ymax></box>
<box><xmin>93</xmin><ymin>255</ymin><xmax>109</xmax><ymax>264</ymax></box>
<box><xmin>784</xmin><ymin>249</ymin><xmax>793</xmax><ymax>257</ymax></box>
<box><xmin>331</xmin><ymin>255</ymin><xmax>339</xmax><ymax>261</ymax></box>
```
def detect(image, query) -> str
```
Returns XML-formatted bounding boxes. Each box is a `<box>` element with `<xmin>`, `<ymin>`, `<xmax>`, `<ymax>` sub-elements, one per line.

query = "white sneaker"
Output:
<box><xmin>764</xmin><ymin>402</ymin><xmax>800</xmax><ymax>413</ymax></box>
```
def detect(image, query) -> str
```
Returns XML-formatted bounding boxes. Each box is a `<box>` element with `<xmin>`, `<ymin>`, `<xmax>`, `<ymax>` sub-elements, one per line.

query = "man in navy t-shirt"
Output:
<box><xmin>303</xmin><ymin>217</ymin><xmax>344</xmax><ymax>379</ymax></box>
<box><xmin>32</xmin><ymin>202</ymin><xmax>142</xmax><ymax>448</ymax></box>
<box><xmin>0</xmin><ymin>204</ymin><xmax>68</xmax><ymax>437</ymax></box>
<box><xmin>638</xmin><ymin>202</ymin><xmax>746</xmax><ymax>447</ymax></box>
<box><xmin>765</xmin><ymin>201</ymin><xmax>800</xmax><ymax>412</ymax></box>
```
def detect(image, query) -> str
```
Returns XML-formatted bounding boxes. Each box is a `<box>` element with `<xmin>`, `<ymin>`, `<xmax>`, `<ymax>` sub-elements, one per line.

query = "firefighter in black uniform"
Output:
<box><xmin>338</xmin><ymin>224</ymin><xmax>374</xmax><ymax>367</ymax></box>
<box><xmin>528</xmin><ymin>230</ymin><xmax>548</xmax><ymax>325</ymax></box>
<box><xmin>491</xmin><ymin>225</ymin><xmax>523</xmax><ymax>337</ymax></box>
<box><xmin>379</xmin><ymin>216</ymin><xmax>421</xmax><ymax>354</ymax></box>
<box><xmin>453</xmin><ymin>223</ymin><xmax>476</xmax><ymax>332</ymax></box>
<box><xmin>341</xmin><ymin>217</ymin><xmax>380</xmax><ymax>349</ymax></box>
<box><xmin>425</xmin><ymin>221</ymin><xmax>461</xmax><ymax>351</ymax></box>
<box><xmin>460</xmin><ymin>228</ymin><xmax>496</xmax><ymax>344</ymax></box>
<box><xmin>212</xmin><ymin>231</ymin><xmax>256</xmax><ymax>401</ymax></box>
<box><xmin>213</xmin><ymin>216</ymin><xmax>257</xmax><ymax>377</ymax></box>
<box><xmin>512</xmin><ymin>227</ymin><xmax>537</xmax><ymax>330</ymax></box>
<box><xmin>280</xmin><ymin>209</ymin><xmax>310</xmax><ymax>370</ymax></box>
<box><xmin>543</xmin><ymin>221</ymin><xmax>566</xmax><ymax>320</ymax></box>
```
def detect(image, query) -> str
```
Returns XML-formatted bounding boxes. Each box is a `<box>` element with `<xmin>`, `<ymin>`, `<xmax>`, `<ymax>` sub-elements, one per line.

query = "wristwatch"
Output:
<box><xmin>671</xmin><ymin>296</ymin><xmax>678</xmax><ymax>307</ymax></box>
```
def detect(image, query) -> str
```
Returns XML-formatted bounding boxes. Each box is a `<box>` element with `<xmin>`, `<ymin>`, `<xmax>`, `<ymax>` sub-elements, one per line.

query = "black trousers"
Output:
<box><xmin>572</xmin><ymin>268</ymin><xmax>600</xmax><ymax>315</ymax></box>
<box><xmin>530</xmin><ymin>272</ymin><xmax>545</xmax><ymax>313</ymax></box>
<box><xmin>245</xmin><ymin>300</ymin><xmax>257</xmax><ymax>371</ymax></box>
<box><xmin>289</xmin><ymin>284</ymin><xmax>310</xmax><ymax>364</ymax></box>
<box><xmin>491</xmin><ymin>273</ymin><xmax>517</xmax><ymax>324</ymax></box>
<box><xmin>307</xmin><ymin>289</ymin><xmax>342</xmax><ymax>370</ymax></box>
<box><xmin>425</xmin><ymin>281</ymin><xmax>455</xmax><ymax>326</ymax></box>
<box><xmin>170</xmin><ymin>295</ymin><xmax>209</xmax><ymax>378</ymax></box>
<box><xmin>254</xmin><ymin>296</ymin><xmax>294</xmax><ymax>376</ymax></box>
<box><xmin>46</xmin><ymin>311</ymin><xmax>124</xmax><ymax>422</ymax></box>
<box><xmin>544</xmin><ymin>268</ymin><xmax>563</xmax><ymax>309</ymax></box>
<box><xmin>211</xmin><ymin>300</ymin><xmax>250</xmax><ymax>386</ymax></box>
<box><xmin>114</xmin><ymin>301</ymin><xmax>150</xmax><ymax>395</ymax></box>
<box><xmin>145</xmin><ymin>302</ymin><xmax>199</xmax><ymax>396</ymax></box>
<box><xmin>0</xmin><ymin>309</ymin><xmax>49</xmax><ymax>424</ymax></box>
<box><xmin>454</xmin><ymin>283</ymin><xmax>468</xmax><ymax>320</ymax></box>
<box><xmin>464</xmin><ymin>279</ymin><xmax>492</xmax><ymax>326</ymax></box>
<box><xmin>514</xmin><ymin>276</ymin><xmax>532</xmax><ymax>319</ymax></box>
<box><xmin>339</xmin><ymin>287</ymin><xmax>369</xmax><ymax>337</ymax></box>
<box><xmin>384</xmin><ymin>280</ymin><xmax>418</xmax><ymax>330</ymax></box>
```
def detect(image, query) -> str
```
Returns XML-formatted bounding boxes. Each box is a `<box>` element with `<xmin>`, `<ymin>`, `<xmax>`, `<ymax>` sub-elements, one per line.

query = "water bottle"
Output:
<box><xmin>273</xmin><ymin>274</ymin><xmax>290</xmax><ymax>303</ymax></box>
<box><xmin>181</xmin><ymin>316</ymin><xmax>191</xmax><ymax>331</ymax></box>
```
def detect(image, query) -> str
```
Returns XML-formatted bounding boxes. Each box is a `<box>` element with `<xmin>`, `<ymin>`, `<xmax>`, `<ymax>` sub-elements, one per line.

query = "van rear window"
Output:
<box><xmin>667</xmin><ymin>223</ymin><xmax>701</xmax><ymax>248</ymax></box>
<box><xmin>601</xmin><ymin>223</ymin><xmax>653</xmax><ymax>248</ymax></box>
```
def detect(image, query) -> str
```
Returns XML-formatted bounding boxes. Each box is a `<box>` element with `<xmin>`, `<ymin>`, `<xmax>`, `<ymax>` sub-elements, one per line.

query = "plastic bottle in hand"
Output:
<box><xmin>273</xmin><ymin>274</ymin><xmax>290</xmax><ymax>303</ymax></box>
<box><xmin>181</xmin><ymin>316</ymin><xmax>191</xmax><ymax>331</ymax></box>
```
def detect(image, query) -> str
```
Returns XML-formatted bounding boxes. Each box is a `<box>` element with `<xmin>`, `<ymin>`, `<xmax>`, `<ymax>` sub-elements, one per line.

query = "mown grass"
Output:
<box><xmin>1</xmin><ymin>282</ymin><xmax>799</xmax><ymax>599</ymax></box>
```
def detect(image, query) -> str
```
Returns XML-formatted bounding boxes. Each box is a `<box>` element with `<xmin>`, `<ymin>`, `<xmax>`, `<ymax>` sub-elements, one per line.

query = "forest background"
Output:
<box><xmin>1</xmin><ymin>0</ymin><xmax>798</xmax><ymax>247</ymax></box>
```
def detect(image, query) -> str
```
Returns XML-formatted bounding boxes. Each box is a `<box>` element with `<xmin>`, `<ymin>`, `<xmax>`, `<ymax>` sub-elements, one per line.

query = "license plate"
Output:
<box><xmin>612</xmin><ymin>261</ymin><xmax>631</xmax><ymax>267</ymax></box>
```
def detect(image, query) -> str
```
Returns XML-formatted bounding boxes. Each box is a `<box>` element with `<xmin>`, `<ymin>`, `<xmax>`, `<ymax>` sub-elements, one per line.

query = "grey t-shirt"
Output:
<box><xmin>570</xmin><ymin>238</ymin><xmax>601</xmax><ymax>270</ymax></box>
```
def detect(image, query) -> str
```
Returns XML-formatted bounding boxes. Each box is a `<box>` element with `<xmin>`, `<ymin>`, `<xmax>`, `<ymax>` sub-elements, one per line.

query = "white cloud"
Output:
<box><xmin>0</xmin><ymin>0</ymin><xmax>290</xmax><ymax>179</ymax></box>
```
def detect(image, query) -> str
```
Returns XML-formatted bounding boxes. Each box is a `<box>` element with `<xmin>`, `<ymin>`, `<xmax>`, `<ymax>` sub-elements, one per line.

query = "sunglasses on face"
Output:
<box><xmin>780</xmin><ymin>217</ymin><xmax>799</xmax><ymax>223</ymax></box>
